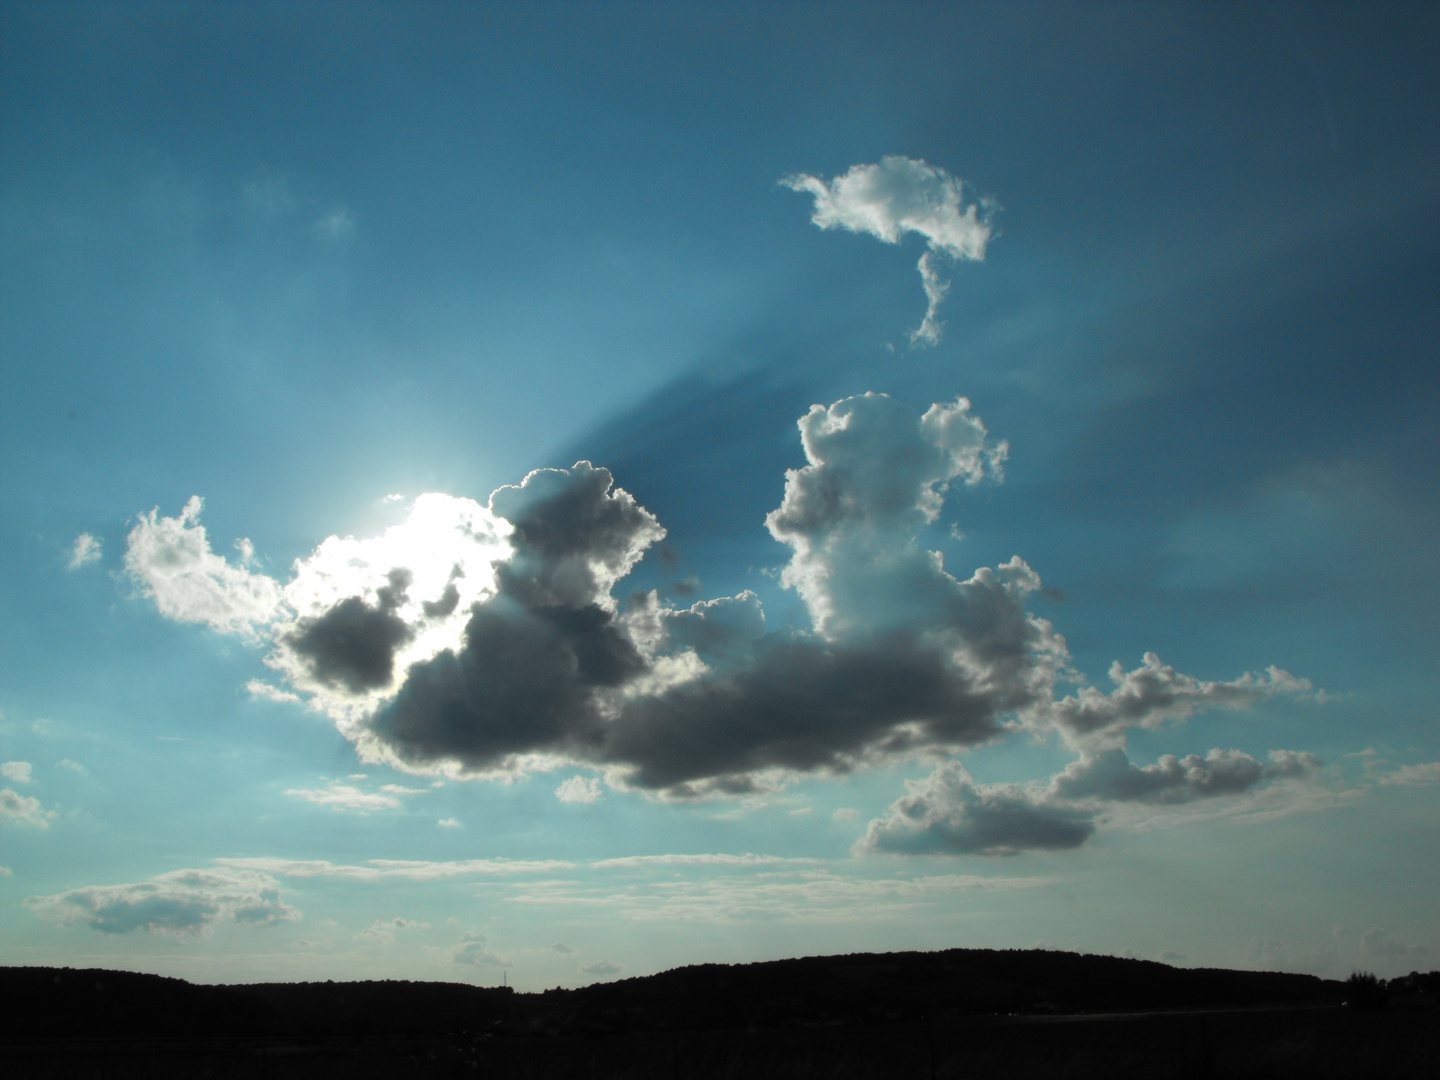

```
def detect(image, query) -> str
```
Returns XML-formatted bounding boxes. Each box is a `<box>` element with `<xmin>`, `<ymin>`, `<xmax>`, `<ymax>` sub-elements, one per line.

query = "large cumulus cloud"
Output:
<box><xmin>782</xmin><ymin>156</ymin><xmax>997</xmax><ymax>345</ymax></box>
<box><xmin>126</xmin><ymin>391</ymin><xmax>1317</xmax><ymax>832</ymax></box>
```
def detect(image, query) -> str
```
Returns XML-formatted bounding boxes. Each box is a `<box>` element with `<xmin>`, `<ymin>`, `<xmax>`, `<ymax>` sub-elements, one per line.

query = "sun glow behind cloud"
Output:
<box><xmin>121</xmin><ymin>391</ymin><xmax>1321</xmax><ymax>858</ymax></box>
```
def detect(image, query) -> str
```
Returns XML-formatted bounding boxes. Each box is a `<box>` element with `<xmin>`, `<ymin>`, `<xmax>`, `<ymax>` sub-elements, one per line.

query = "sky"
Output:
<box><xmin>1</xmin><ymin>1</ymin><xmax>1437</xmax><ymax>990</ymax></box>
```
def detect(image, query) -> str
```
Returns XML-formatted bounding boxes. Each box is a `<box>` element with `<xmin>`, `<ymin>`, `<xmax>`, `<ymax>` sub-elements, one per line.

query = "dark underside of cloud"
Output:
<box><xmin>127</xmin><ymin>391</ymin><xmax>1319</xmax><ymax>839</ymax></box>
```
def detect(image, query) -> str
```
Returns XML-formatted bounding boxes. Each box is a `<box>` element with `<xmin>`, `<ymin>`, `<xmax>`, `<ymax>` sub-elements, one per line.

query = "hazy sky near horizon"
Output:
<box><xmin>2</xmin><ymin>1</ymin><xmax>1437</xmax><ymax>989</ymax></box>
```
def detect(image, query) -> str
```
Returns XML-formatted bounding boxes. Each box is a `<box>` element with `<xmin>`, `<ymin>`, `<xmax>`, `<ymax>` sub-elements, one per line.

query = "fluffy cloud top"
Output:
<box><xmin>127</xmin><ymin>391</ymin><xmax>1314</xmax><ymax>843</ymax></box>
<box><xmin>125</xmin><ymin>497</ymin><xmax>284</xmax><ymax>637</ymax></box>
<box><xmin>25</xmin><ymin>868</ymin><xmax>297</xmax><ymax>935</ymax></box>
<box><xmin>782</xmin><ymin>156</ymin><xmax>997</xmax><ymax>345</ymax></box>
<box><xmin>555</xmin><ymin>775</ymin><xmax>603</xmax><ymax>803</ymax></box>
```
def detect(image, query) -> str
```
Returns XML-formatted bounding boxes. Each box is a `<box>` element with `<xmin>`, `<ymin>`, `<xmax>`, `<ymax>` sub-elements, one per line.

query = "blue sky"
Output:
<box><xmin>2</xmin><ymin>1</ymin><xmax>1437</xmax><ymax>988</ymax></box>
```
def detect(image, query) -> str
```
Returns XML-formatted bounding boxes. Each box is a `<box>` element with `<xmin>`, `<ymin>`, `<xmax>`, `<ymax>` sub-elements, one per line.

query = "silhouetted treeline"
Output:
<box><xmin>3</xmin><ymin>950</ymin><xmax>1437</xmax><ymax>1041</ymax></box>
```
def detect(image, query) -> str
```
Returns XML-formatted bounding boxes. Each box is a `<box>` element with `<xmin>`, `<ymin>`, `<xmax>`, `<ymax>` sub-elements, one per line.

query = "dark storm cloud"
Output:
<box><xmin>857</xmin><ymin>762</ymin><xmax>1095</xmax><ymax>857</ymax></box>
<box><xmin>367</xmin><ymin>464</ymin><xmax>656</xmax><ymax>773</ymax></box>
<box><xmin>128</xmin><ymin>392</ymin><xmax>1317</xmax><ymax>823</ymax></box>
<box><xmin>372</xmin><ymin>597</ymin><xmax>644</xmax><ymax>771</ymax></box>
<box><xmin>860</xmin><ymin>745</ymin><xmax>1324</xmax><ymax>857</ymax></box>
<box><xmin>285</xmin><ymin>569</ymin><xmax>415</xmax><ymax>693</ymax></box>
<box><xmin>364</xmin><ymin>394</ymin><xmax>1047</xmax><ymax>792</ymax></box>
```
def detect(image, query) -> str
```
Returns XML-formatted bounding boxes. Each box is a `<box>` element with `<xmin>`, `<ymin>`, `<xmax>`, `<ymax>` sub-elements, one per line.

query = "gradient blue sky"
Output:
<box><xmin>2</xmin><ymin>1</ymin><xmax>1437</xmax><ymax>988</ymax></box>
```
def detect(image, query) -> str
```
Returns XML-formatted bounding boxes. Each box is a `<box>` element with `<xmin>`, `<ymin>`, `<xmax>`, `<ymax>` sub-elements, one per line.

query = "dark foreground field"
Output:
<box><xmin>4</xmin><ymin>950</ymin><xmax>1436</xmax><ymax>1078</ymax></box>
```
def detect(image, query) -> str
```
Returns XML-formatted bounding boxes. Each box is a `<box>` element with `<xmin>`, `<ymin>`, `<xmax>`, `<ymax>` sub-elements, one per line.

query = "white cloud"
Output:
<box><xmin>453</xmin><ymin>930</ymin><xmax>508</xmax><ymax>968</ymax></box>
<box><xmin>437</xmin><ymin>817</ymin><xmax>460</xmax><ymax>828</ymax></box>
<box><xmin>357</xmin><ymin>916</ymin><xmax>422</xmax><ymax>945</ymax></box>
<box><xmin>284</xmin><ymin>783</ymin><xmax>403</xmax><ymax>812</ymax></box>
<box><xmin>0</xmin><ymin>865</ymin><xmax>12</xmax><ymax>877</ymax></box>
<box><xmin>582</xmin><ymin>959</ymin><xmax>621</xmax><ymax>976</ymax></box>
<box><xmin>508</xmin><ymin>867</ymin><xmax>1053</xmax><ymax>924</ymax></box>
<box><xmin>56</xmin><ymin>759</ymin><xmax>87</xmax><ymax>775</ymax></box>
<box><xmin>313</xmin><ymin>206</ymin><xmax>355</xmax><ymax>240</ymax></box>
<box><xmin>1378</xmin><ymin>761</ymin><xmax>1440</xmax><ymax>786</ymax></box>
<box><xmin>0</xmin><ymin>788</ymin><xmax>49</xmax><ymax>828</ymax></box>
<box><xmin>782</xmin><ymin>156</ymin><xmax>997</xmax><ymax>345</ymax></box>
<box><xmin>246</xmin><ymin>679</ymin><xmax>300</xmax><ymax>704</ymax></box>
<box><xmin>68</xmin><ymin>533</ymin><xmax>101</xmax><ymax>569</ymax></box>
<box><xmin>124</xmin><ymin>497</ymin><xmax>284</xmax><ymax>637</ymax></box>
<box><xmin>555</xmin><ymin>776</ymin><xmax>603</xmax><ymax>804</ymax></box>
<box><xmin>25</xmin><ymin>868</ymin><xmax>298</xmax><ymax>935</ymax></box>
<box><xmin>1</xmin><ymin>761</ymin><xmax>32</xmax><ymax>784</ymax></box>
<box><xmin>590</xmin><ymin>853</ymin><xmax>819</xmax><ymax>870</ymax></box>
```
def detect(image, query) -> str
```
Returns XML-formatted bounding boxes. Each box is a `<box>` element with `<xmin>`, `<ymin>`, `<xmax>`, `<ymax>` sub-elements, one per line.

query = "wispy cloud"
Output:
<box><xmin>285</xmin><ymin>783</ymin><xmax>404</xmax><ymax>812</ymax></box>
<box><xmin>68</xmin><ymin>533</ymin><xmax>101</xmax><ymax>569</ymax></box>
<box><xmin>507</xmin><ymin>868</ymin><xmax>1054</xmax><ymax>924</ymax></box>
<box><xmin>217</xmin><ymin>856</ymin><xmax>576</xmax><ymax>880</ymax></box>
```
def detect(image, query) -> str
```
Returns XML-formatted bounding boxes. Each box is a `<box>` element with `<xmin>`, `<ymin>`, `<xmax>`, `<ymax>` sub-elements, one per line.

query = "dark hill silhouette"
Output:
<box><xmin>3</xmin><ymin>947</ymin><xmax>1413</xmax><ymax>1040</ymax></box>
<box><xmin>3</xmin><ymin>953</ymin><xmax>1437</xmax><ymax>1079</ymax></box>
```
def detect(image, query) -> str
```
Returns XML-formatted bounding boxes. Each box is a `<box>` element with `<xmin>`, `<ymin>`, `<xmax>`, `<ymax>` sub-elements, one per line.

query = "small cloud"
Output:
<box><xmin>348</xmin><ymin>774</ymin><xmax>368</xmax><ymax>781</ymax></box>
<box><xmin>286</xmin><ymin>938</ymin><xmax>331</xmax><ymax>951</ymax></box>
<box><xmin>1</xmin><ymin>761</ymin><xmax>33</xmax><ymax>784</ymax></box>
<box><xmin>382</xmin><ymin>493</ymin><xmax>405</xmax><ymax>504</ymax></box>
<box><xmin>1361</xmin><ymin>928</ymin><xmax>1430</xmax><ymax>960</ymax></box>
<box><xmin>582</xmin><ymin>960</ymin><xmax>621</xmax><ymax>977</ymax></box>
<box><xmin>285</xmin><ymin>783</ymin><xmax>402</xmax><ymax>812</ymax></box>
<box><xmin>789</xmin><ymin>806</ymin><xmax>813</xmax><ymax>817</ymax></box>
<box><xmin>438</xmin><ymin>818</ymin><xmax>460</xmax><ymax>828</ymax></box>
<box><xmin>357</xmin><ymin>916</ymin><xmax>422</xmax><ymax>945</ymax></box>
<box><xmin>0</xmin><ymin>865</ymin><xmax>12</xmax><ymax>877</ymax></box>
<box><xmin>1378</xmin><ymin>761</ymin><xmax>1440</xmax><ymax>786</ymax></box>
<box><xmin>1160</xmin><ymin>950</ymin><xmax>1187</xmax><ymax>963</ymax></box>
<box><xmin>832</xmin><ymin>807</ymin><xmax>860</xmax><ymax>822</ymax></box>
<box><xmin>552</xmin><ymin>941</ymin><xmax>577</xmax><ymax>955</ymax></box>
<box><xmin>313</xmin><ymin>207</ymin><xmax>355</xmax><ymax>240</ymax></box>
<box><xmin>68</xmin><ymin>534</ymin><xmax>102</xmax><ymax>569</ymax></box>
<box><xmin>453</xmin><ymin>930</ymin><xmax>508</xmax><ymax>968</ymax></box>
<box><xmin>555</xmin><ymin>776</ymin><xmax>603</xmax><ymax>804</ymax></box>
<box><xmin>1</xmin><ymin>788</ymin><xmax>50</xmax><ymax>828</ymax></box>
<box><xmin>56</xmin><ymin>759</ymin><xmax>88</xmax><ymax>775</ymax></box>
<box><xmin>246</xmin><ymin>679</ymin><xmax>301</xmax><ymax>704</ymax></box>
